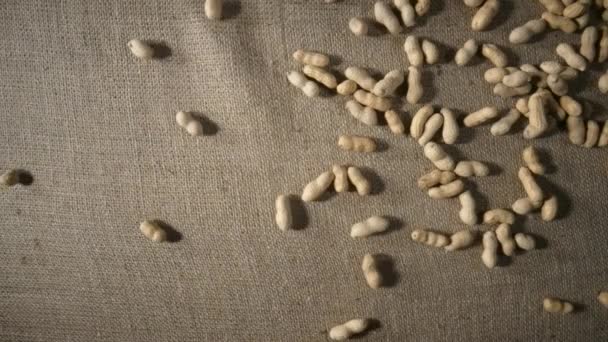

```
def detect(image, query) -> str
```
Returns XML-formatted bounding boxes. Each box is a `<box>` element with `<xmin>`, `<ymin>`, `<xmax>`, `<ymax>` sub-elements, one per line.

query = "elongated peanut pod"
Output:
<box><xmin>496</xmin><ymin>223</ymin><xmax>516</xmax><ymax>256</ymax></box>
<box><xmin>415</xmin><ymin>0</ymin><xmax>431</xmax><ymax>15</ymax></box>
<box><xmin>455</xmin><ymin>39</ymin><xmax>479</xmax><ymax>66</ymax></box>
<box><xmin>411</xmin><ymin>105</ymin><xmax>434</xmax><ymax>138</ymax></box>
<box><xmin>522</xmin><ymin>146</ymin><xmax>545</xmax><ymax>175</ymax></box>
<box><xmin>139</xmin><ymin>221</ymin><xmax>167</xmax><ymax>242</ymax></box>
<box><xmin>441</xmin><ymin>108</ymin><xmax>459</xmax><ymax>144</ymax></box>
<box><xmin>385</xmin><ymin>110</ymin><xmax>406</xmax><ymax>135</ymax></box>
<box><xmin>512</xmin><ymin>197</ymin><xmax>541</xmax><ymax>215</ymax></box>
<box><xmin>514</xmin><ymin>233</ymin><xmax>536</xmax><ymax>251</ymax></box>
<box><xmin>428</xmin><ymin>179</ymin><xmax>465</xmax><ymax>199</ymax></box>
<box><xmin>404</xmin><ymin>36</ymin><xmax>424</xmax><ymax>67</ymax></box>
<box><xmin>464</xmin><ymin>107</ymin><xmax>499</xmax><ymax>127</ymax></box>
<box><xmin>546</xmin><ymin>74</ymin><xmax>568</xmax><ymax>96</ymax></box>
<box><xmin>598</xmin><ymin>25</ymin><xmax>608</xmax><ymax>63</ymax></box>
<box><xmin>580</xmin><ymin>26</ymin><xmax>598</xmax><ymax>62</ymax></box>
<box><xmin>518</xmin><ymin>167</ymin><xmax>544</xmax><ymax>204</ymax></box>
<box><xmin>598</xmin><ymin>292</ymin><xmax>608</xmax><ymax>308</ymax></box>
<box><xmin>127</xmin><ymin>39</ymin><xmax>154</xmax><ymax>59</ymax></box>
<box><xmin>287</xmin><ymin>71</ymin><xmax>320</xmax><ymax>97</ymax></box>
<box><xmin>411</xmin><ymin>229</ymin><xmax>449</xmax><ymax>247</ymax></box>
<box><xmin>539</xmin><ymin>0</ymin><xmax>564</xmax><ymax>14</ymax></box>
<box><xmin>338</xmin><ymin>135</ymin><xmax>377</xmax><ymax>153</ymax></box>
<box><xmin>556</xmin><ymin>43</ymin><xmax>587</xmax><ymax>71</ymax></box>
<box><xmin>351</xmin><ymin>216</ymin><xmax>390</xmax><ymax>238</ymax></box>
<box><xmin>584</xmin><ymin>120</ymin><xmax>600</xmax><ymax>148</ymax></box>
<box><xmin>509</xmin><ymin>19</ymin><xmax>547</xmax><ymax>44</ymax></box>
<box><xmin>494</xmin><ymin>83</ymin><xmax>532</xmax><ymax>98</ymax></box>
<box><xmin>459</xmin><ymin>191</ymin><xmax>477</xmax><ymax>225</ymax></box>
<box><xmin>361</xmin><ymin>254</ymin><xmax>383</xmax><ymax>288</ymax></box>
<box><xmin>598</xmin><ymin>121</ymin><xmax>608</xmax><ymax>147</ymax></box>
<box><xmin>347</xmin><ymin>166</ymin><xmax>371</xmax><ymax>195</ymax></box>
<box><xmin>293</xmin><ymin>49</ymin><xmax>330</xmax><ymax>67</ymax></box>
<box><xmin>484</xmin><ymin>67</ymin><xmax>508</xmax><ymax>84</ymax></box>
<box><xmin>407</xmin><ymin>66</ymin><xmax>424</xmax><ymax>104</ymax></box>
<box><xmin>275</xmin><ymin>195</ymin><xmax>292</xmax><ymax>231</ymax></box>
<box><xmin>337</xmin><ymin>80</ymin><xmax>358</xmax><ymax>96</ymax></box>
<box><xmin>542</xmin><ymin>12</ymin><xmax>577</xmax><ymax>33</ymax></box>
<box><xmin>540</xmin><ymin>61</ymin><xmax>565</xmax><ymax>74</ymax></box>
<box><xmin>599</xmin><ymin>71</ymin><xmax>608</xmax><ymax>94</ymax></box>
<box><xmin>491</xmin><ymin>108</ymin><xmax>521</xmax><ymax>136</ymax></box>
<box><xmin>418</xmin><ymin>113</ymin><xmax>443</xmax><ymax>146</ymax></box>
<box><xmin>345</xmin><ymin>67</ymin><xmax>376</xmax><ymax>91</ymax></box>
<box><xmin>354</xmin><ymin>90</ymin><xmax>391</xmax><ymax>111</ymax></box>
<box><xmin>481</xmin><ymin>44</ymin><xmax>508</xmax><ymax>67</ymax></box>
<box><xmin>543</xmin><ymin>298</ymin><xmax>574</xmax><ymax>314</ymax></box>
<box><xmin>567</xmin><ymin>116</ymin><xmax>585</xmax><ymax>145</ymax></box>
<box><xmin>422</xmin><ymin>40</ymin><xmax>440</xmax><ymax>64</ymax></box>
<box><xmin>423</xmin><ymin>142</ymin><xmax>455</xmax><ymax>171</ymax></box>
<box><xmin>541</xmin><ymin>195</ymin><xmax>558</xmax><ymax>221</ymax></box>
<box><xmin>349</xmin><ymin>17</ymin><xmax>369</xmax><ymax>36</ymax></box>
<box><xmin>0</xmin><ymin>169</ymin><xmax>19</xmax><ymax>187</ymax></box>
<box><xmin>204</xmin><ymin>0</ymin><xmax>223</xmax><ymax>19</ymax></box>
<box><xmin>472</xmin><ymin>0</ymin><xmax>500</xmax><ymax>31</ymax></box>
<box><xmin>524</xmin><ymin>92</ymin><xmax>548</xmax><ymax>139</ymax></box>
<box><xmin>559</xmin><ymin>95</ymin><xmax>582</xmax><ymax>117</ymax></box>
<box><xmin>481</xmin><ymin>231</ymin><xmax>498</xmax><ymax>268</ymax></box>
<box><xmin>418</xmin><ymin>170</ymin><xmax>457</xmax><ymax>189</ymax></box>
<box><xmin>302</xmin><ymin>171</ymin><xmax>334</xmax><ymax>202</ymax></box>
<box><xmin>374</xmin><ymin>2</ymin><xmax>402</xmax><ymax>34</ymax></box>
<box><xmin>329</xmin><ymin>319</ymin><xmax>370</xmax><ymax>340</ymax></box>
<box><xmin>483</xmin><ymin>209</ymin><xmax>515</xmax><ymax>224</ymax></box>
<box><xmin>345</xmin><ymin>100</ymin><xmax>378</xmax><ymax>126</ymax></box>
<box><xmin>516</xmin><ymin>97</ymin><xmax>529</xmax><ymax>115</ymax></box>
<box><xmin>373</xmin><ymin>70</ymin><xmax>404</xmax><ymax>97</ymax></box>
<box><xmin>454</xmin><ymin>161</ymin><xmax>489</xmax><ymax>177</ymax></box>
<box><xmin>445</xmin><ymin>229</ymin><xmax>476</xmax><ymax>251</ymax></box>
<box><xmin>503</xmin><ymin>70</ymin><xmax>531</xmax><ymax>88</ymax></box>
<box><xmin>394</xmin><ymin>0</ymin><xmax>416</xmax><ymax>27</ymax></box>
<box><xmin>563</xmin><ymin>1</ymin><xmax>588</xmax><ymax>18</ymax></box>
<box><xmin>332</xmin><ymin>165</ymin><xmax>349</xmax><ymax>193</ymax></box>
<box><xmin>303</xmin><ymin>65</ymin><xmax>337</xmax><ymax>89</ymax></box>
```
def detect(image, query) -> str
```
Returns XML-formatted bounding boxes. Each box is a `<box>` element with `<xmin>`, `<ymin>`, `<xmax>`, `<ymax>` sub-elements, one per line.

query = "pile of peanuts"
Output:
<box><xmin>280</xmin><ymin>0</ymin><xmax>608</xmax><ymax>338</ymax></box>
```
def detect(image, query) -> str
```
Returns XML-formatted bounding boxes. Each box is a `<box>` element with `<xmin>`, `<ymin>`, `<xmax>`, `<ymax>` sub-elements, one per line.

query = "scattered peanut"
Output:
<box><xmin>509</xmin><ymin>19</ymin><xmax>547</xmax><ymax>44</ymax></box>
<box><xmin>454</xmin><ymin>161</ymin><xmax>489</xmax><ymax>177</ymax></box>
<box><xmin>349</xmin><ymin>17</ymin><xmax>369</xmax><ymax>36</ymax></box>
<box><xmin>580</xmin><ymin>26</ymin><xmax>599</xmax><ymax>62</ymax></box>
<box><xmin>293</xmin><ymin>49</ymin><xmax>330</xmax><ymax>67</ymax></box>
<box><xmin>333</xmin><ymin>165</ymin><xmax>349</xmax><ymax>193</ymax></box>
<box><xmin>514</xmin><ymin>233</ymin><xmax>536</xmax><ymax>251</ymax></box>
<box><xmin>204</xmin><ymin>0</ymin><xmax>223</xmax><ymax>19</ymax></box>
<box><xmin>303</xmin><ymin>65</ymin><xmax>337</xmax><ymax>89</ymax></box>
<box><xmin>404</xmin><ymin>36</ymin><xmax>424</xmax><ymax>67</ymax></box>
<box><xmin>175</xmin><ymin>111</ymin><xmax>204</xmax><ymax>136</ymax></box>
<box><xmin>491</xmin><ymin>108</ymin><xmax>521</xmax><ymax>136</ymax></box>
<box><xmin>411</xmin><ymin>105</ymin><xmax>434</xmax><ymax>138</ymax></box>
<box><xmin>418</xmin><ymin>113</ymin><xmax>443</xmax><ymax>145</ymax></box>
<box><xmin>287</xmin><ymin>71</ymin><xmax>320</xmax><ymax>97</ymax></box>
<box><xmin>346</xmin><ymin>100</ymin><xmax>378</xmax><ymax>126</ymax></box>
<box><xmin>347</xmin><ymin>166</ymin><xmax>372</xmax><ymax>195</ymax></box>
<box><xmin>567</xmin><ymin>116</ymin><xmax>585</xmax><ymax>145</ymax></box>
<box><xmin>455</xmin><ymin>39</ymin><xmax>479</xmax><ymax>66</ymax></box>
<box><xmin>354</xmin><ymin>90</ymin><xmax>392</xmax><ymax>111</ymax></box>
<box><xmin>375</xmin><ymin>1</ymin><xmax>402</xmax><ymax>34</ymax></box>
<box><xmin>522</xmin><ymin>146</ymin><xmax>545</xmax><ymax>175</ymax></box>
<box><xmin>556</xmin><ymin>43</ymin><xmax>587</xmax><ymax>71</ymax></box>
<box><xmin>361</xmin><ymin>253</ymin><xmax>383</xmax><ymax>288</ymax></box>
<box><xmin>411</xmin><ymin>229</ymin><xmax>450</xmax><ymax>247</ymax></box>
<box><xmin>481</xmin><ymin>231</ymin><xmax>498</xmax><ymax>268</ymax></box>
<box><xmin>337</xmin><ymin>80</ymin><xmax>358</xmax><ymax>96</ymax></box>
<box><xmin>428</xmin><ymin>179</ymin><xmax>465</xmax><ymax>199</ymax></box>
<box><xmin>463</xmin><ymin>106</ymin><xmax>499</xmax><ymax>127</ymax></box>
<box><xmin>302</xmin><ymin>171</ymin><xmax>335</xmax><ymax>202</ymax></box>
<box><xmin>458</xmin><ymin>191</ymin><xmax>478</xmax><ymax>225</ymax></box>
<box><xmin>339</xmin><ymin>134</ymin><xmax>377</xmax><ymax>152</ymax></box>
<box><xmin>584</xmin><ymin>120</ymin><xmax>600</xmax><ymax>148</ymax></box>
<box><xmin>542</xmin><ymin>12</ymin><xmax>577</xmax><ymax>33</ymax></box>
<box><xmin>441</xmin><ymin>108</ymin><xmax>459</xmax><ymax>144</ymax></box>
<box><xmin>483</xmin><ymin>209</ymin><xmax>515</xmax><ymax>224</ymax></box>
<box><xmin>424</xmin><ymin>142</ymin><xmax>455</xmax><ymax>171</ymax></box>
<box><xmin>275</xmin><ymin>195</ymin><xmax>293</xmax><ymax>231</ymax></box>
<box><xmin>385</xmin><ymin>110</ymin><xmax>406</xmax><ymax>135</ymax></box>
<box><xmin>422</xmin><ymin>40</ymin><xmax>440</xmax><ymax>64</ymax></box>
<box><xmin>496</xmin><ymin>223</ymin><xmax>516</xmax><ymax>256</ymax></box>
<box><xmin>373</xmin><ymin>70</ymin><xmax>404</xmax><ymax>97</ymax></box>
<box><xmin>471</xmin><ymin>0</ymin><xmax>500</xmax><ymax>31</ymax></box>
<box><xmin>481</xmin><ymin>44</ymin><xmax>508</xmax><ymax>67</ymax></box>
<box><xmin>351</xmin><ymin>216</ymin><xmax>390</xmax><ymax>238</ymax></box>
<box><xmin>127</xmin><ymin>39</ymin><xmax>154</xmax><ymax>59</ymax></box>
<box><xmin>394</xmin><ymin>0</ymin><xmax>416</xmax><ymax>27</ymax></box>
<box><xmin>445</xmin><ymin>229</ymin><xmax>476</xmax><ymax>251</ymax></box>
<box><xmin>139</xmin><ymin>221</ymin><xmax>167</xmax><ymax>242</ymax></box>
<box><xmin>329</xmin><ymin>319</ymin><xmax>371</xmax><ymax>341</ymax></box>
<box><xmin>345</xmin><ymin>67</ymin><xmax>377</xmax><ymax>91</ymax></box>
<box><xmin>543</xmin><ymin>298</ymin><xmax>574</xmax><ymax>314</ymax></box>
<box><xmin>418</xmin><ymin>170</ymin><xmax>457</xmax><ymax>189</ymax></box>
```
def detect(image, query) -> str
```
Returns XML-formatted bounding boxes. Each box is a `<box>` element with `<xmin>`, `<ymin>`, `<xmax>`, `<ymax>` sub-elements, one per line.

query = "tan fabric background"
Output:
<box><xmin>1</xmin><ymin>0</ymin><xmax>608</xmax><ymax>341</ymax></box>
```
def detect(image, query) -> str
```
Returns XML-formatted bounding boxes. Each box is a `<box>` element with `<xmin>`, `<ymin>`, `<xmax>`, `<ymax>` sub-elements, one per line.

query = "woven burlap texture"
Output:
<box><xmin>1</xmin><ymin>1</ymin><xmax>608</xmax><ymax>341</ymax></box>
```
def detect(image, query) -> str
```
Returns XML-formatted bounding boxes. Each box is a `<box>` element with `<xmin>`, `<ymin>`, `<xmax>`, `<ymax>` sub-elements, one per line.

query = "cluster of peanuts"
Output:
<box><xmin>348</xmin><ymin>0</ymin><xmax>432</xmax><ymax>36</ymax></box>
<box><xmin>117</xmin><ymin>0</ymin><xmax>608</xmax><ymax>338</ymax></box>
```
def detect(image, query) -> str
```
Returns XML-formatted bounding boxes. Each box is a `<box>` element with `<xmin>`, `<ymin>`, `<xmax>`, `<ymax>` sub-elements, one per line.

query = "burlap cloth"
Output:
<box><xmin>1</xmin><ymin>1</ymin><xmax>607</xmax><ymax>341</ymax></box>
